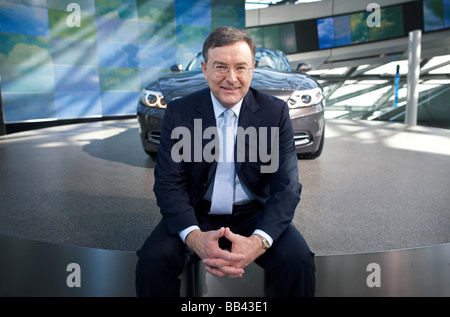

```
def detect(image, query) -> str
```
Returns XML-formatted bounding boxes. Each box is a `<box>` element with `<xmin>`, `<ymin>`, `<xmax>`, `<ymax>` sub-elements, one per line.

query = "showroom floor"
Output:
<box><xmin>0</xmin><ymin>118</ymin><xmax>449</xmax><ymax>255</ymax></box>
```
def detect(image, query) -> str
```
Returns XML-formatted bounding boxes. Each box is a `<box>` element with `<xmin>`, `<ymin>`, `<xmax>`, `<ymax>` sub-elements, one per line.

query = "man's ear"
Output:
<box><xmin>201</xmin><ymin>61</ymin><xmax>208</xmax><ymax>80</ymax></box>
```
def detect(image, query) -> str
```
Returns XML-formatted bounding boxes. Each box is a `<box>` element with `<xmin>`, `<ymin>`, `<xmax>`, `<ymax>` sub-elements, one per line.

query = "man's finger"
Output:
<box><xmin>223</xmin><ymin>227</ymin><xmax>235</xmax><ymax>240</ymax></box>
<box><xmin>203</xmin><ymin>257</ymin><xmax>239</xmax><ymax>268</ymax></box>
<box><xmin>205</xmin><ymin>265</ymin><xmax>244</xmax><ymax>278</ymax></box>
<box><xmin>213</xmin><ymin>248</ymin><xmax>245</xmax><ymax>262</ymax></box>
<box><xmin>212</xmin><ymin>227</ymin><xmax>226</xmax><ymax>240</ymax></box>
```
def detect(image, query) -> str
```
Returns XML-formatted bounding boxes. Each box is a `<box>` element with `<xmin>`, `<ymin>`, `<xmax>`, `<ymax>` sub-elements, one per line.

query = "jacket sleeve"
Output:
<box><xmin>255</xmin><ymin>102</ymin><xmax>302</xmax><ymax>242</ymax></box>
<box><xmin>153</xmin><ymin>103</ymin><xmax>199</xmax><ymax>235</ymax></box>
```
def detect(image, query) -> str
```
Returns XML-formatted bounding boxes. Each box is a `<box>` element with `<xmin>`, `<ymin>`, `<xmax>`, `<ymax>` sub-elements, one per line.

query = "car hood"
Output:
<box><xmin>150</xmin><ymin>68</ymin><xmax>319</xmax><ymax>102</ymax></box>
<box><xmin>251</xmin><ymin>68</ymin><xmax>319</xmax><ymax>102</ymax></box>
<box><xmin>156</xmin><ymin>71</ymin><xmax>208</xmax><ymax>102</ymax></box>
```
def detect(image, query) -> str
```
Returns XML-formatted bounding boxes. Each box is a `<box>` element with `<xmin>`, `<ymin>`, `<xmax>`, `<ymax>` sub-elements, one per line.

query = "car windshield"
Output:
<box><xmin>186</xmin><ymin>48</ymin><xmax>293</xmax><ymax>72</ymax></box>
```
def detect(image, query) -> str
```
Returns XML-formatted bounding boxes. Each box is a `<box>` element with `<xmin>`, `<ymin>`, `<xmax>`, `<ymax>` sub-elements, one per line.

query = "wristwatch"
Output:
<box><xmin>254</xmin><ymin>234</ymin><xmax>270</xmax><ymax>250</ymax></box>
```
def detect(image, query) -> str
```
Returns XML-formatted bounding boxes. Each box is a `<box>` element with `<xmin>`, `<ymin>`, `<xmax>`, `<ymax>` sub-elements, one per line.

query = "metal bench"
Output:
<box><xmin>1</xmin><ymin>234</ymin><xmax>449</xmax><ymax>297</ymax></box>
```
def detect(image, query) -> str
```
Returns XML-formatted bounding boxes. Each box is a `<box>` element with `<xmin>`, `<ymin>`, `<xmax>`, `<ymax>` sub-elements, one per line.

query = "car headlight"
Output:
<box><xmin>140</xmin><ymin>89</ymin><xmax>167</xmax><ymax>109</ymax></box>
<box><xmin>287</xmin><ymin>87</ymin><xmax>323</xmax><ymax>109</ymax></box>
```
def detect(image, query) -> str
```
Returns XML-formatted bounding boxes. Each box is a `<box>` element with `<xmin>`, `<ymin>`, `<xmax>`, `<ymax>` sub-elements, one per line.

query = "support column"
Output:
<box><xmin>405</xmin><ymin>30</ymin><xmax>422</xmax><ymax>126</ymax></box>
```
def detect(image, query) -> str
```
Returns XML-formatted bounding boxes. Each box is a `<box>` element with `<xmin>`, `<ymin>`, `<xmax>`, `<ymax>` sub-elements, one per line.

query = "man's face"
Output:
<box><xmin>201</xmin><ymin>41</ymin><xmax>255</xmax><ymax>108</ymax></box>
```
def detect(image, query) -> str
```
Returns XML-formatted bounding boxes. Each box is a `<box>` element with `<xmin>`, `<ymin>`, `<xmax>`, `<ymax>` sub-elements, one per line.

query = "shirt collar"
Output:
<box><xmin>210</xmin><ymin>91</ymin><xmax>243</xmax><ymax>119</ymax></box>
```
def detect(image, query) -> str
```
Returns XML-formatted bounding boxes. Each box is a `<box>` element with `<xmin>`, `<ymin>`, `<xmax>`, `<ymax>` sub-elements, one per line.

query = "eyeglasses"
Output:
<box><xmin>211</xmin><ymin>65</ymin><xmax>253</xmax><ymax>76</ymax></box>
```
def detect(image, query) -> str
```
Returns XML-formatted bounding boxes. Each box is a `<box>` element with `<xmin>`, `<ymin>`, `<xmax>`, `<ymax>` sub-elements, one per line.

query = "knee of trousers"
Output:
<box><xmin>272</xmin><ymin>247</ymin><xmax>315</xmax><ymax>271</ymax></box>
<box><xmin>290</xmin><ymin>249</ymin><xmax>315</xmax><ymax>273</ymax></box>
<box><xmin>264</xmin><ymin>227</ymin><xmax>316</xmax><ymax>274</ymax></box>
<box><xmin>136</xmin><ymin>236</ymin><xmax>188</xmax><ymax>276</ymax></box>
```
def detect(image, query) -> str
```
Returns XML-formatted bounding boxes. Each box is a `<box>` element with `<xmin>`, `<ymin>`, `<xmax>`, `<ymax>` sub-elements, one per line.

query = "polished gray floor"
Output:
<box><xmin>0</xmin><ymin>118</ymin><xmax>449</xmax><ymax>255</ymax></box>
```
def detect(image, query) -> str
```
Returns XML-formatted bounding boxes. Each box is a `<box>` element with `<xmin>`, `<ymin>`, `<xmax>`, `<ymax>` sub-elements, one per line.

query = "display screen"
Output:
<box><xmin>317</xmin><ymin>5</ymin><xmax>404</xmax><ymax>49</ymax></box>
<box><xmin>423</xmin><ymin>0</ymin><xmax>450</xmax><ymax>31</ymax></box>
<box><xmin>248</xmin><ymin>3</ymin><xmax>418</xmax><ymax>54</ymax></box>
<box><xmin>0</xmin><ymin>0</ymin><xmax>245</xmax><ymax>123</ymax></box>
<box><xmin>247</xmin><ymin>22</ymin><xmax>297</xmax><ymax>54</ymax></box>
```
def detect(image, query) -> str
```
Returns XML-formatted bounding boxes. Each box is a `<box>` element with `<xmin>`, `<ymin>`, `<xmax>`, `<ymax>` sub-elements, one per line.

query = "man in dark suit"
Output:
<box><xmin>135</xmin><ymin>27</ymin><xmax>315</xmax><ymax>297</ymax></box>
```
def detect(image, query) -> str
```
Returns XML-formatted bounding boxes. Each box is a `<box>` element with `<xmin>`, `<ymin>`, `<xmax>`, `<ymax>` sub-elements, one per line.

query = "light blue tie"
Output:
<box><xmin>210</xmin><ymin>109</ymin><xmax>236</xmax><ymax>215</ymax></box>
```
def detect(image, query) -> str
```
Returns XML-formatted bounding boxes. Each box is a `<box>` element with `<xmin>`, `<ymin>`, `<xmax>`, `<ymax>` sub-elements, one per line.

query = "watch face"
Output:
<box><xmin>255</xmin><ymin>234</ymin><xmax>270</xmax><ymax>249</ymax></box>
<box><xmin>260</xmin><ymin>236</ymin><xmax>269</xmax><ymax>249</ymax></box>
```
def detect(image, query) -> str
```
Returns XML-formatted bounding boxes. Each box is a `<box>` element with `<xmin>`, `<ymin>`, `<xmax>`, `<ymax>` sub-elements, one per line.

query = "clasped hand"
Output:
<box><xmin>185</xmin><ymin>227</ymin><xmax>265</xmax><ymax>278</ymax></box>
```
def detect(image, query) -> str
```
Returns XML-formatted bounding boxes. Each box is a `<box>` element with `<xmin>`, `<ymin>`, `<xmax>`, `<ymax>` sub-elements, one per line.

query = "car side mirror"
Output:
<box><xmin>296</xmin><ymin>63</ymin><xmax>312</xmax><ymax>73</ymax></box>
<box><xmin>170</xmin><ymin>64</ymin><xmax>183</xmax><ymax>72</ymax></box>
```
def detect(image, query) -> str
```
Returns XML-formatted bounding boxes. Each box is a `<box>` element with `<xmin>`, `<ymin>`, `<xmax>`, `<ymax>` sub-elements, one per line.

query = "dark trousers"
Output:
<box><xmin>135</xmin><ymin>200</ymin><xmax>315</xmax><ymax>297</ymax></box>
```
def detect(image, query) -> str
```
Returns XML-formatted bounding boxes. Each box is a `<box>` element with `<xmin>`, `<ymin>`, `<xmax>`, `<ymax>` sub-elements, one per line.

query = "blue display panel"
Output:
<box><xmin>423</xmin><ymin>0</ymin><xmax>450</xmax><ymax>31</ymax></box>
<box><xmin>0</xmin><ymin>2</ymin><xmax>50</xmax><ymax>37</ymax></box>
<box><xmin>0</xmin><ymin>0</ymin><xmax>245</xmax><ymax>123</ymax></box>
<box><xmin>317</xmin><ymin>17</ymin><xmax>334</xmax><ymax>49</ymax></box>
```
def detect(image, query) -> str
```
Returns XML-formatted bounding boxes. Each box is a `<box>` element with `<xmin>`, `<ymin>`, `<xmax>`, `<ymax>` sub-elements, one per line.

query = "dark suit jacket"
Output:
<box><xmin>153</xmin><ymin>87</ymin><xmax>302</xmax><ymax>242</ymax></box>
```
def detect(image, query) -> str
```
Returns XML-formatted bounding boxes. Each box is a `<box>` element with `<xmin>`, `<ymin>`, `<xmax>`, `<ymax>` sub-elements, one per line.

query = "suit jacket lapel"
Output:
<box><xmin>193</xmin><ymin>88</ymin><xmax>216</xmax><ymax>128</ymax></box>
<box><xmin>236</xmin><ymin>89</ymin><xmax>262</xmax><ymax>173</ymax></box>
<box><xmin>192</xmin><ymin>89</ymin><xmax>218</xmax><ymax>185</ymax></box>
<box><xmin>239</xmin><ymin>89</ymin><xmax>262</xmax><ymax>129</ymax></box>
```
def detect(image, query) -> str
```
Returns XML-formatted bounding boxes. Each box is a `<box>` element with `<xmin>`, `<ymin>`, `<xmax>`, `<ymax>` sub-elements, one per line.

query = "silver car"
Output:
<box><xmin>137</xmin><ymin>48</ymin><xmax>325</xmax><ymax>159</ymax></box>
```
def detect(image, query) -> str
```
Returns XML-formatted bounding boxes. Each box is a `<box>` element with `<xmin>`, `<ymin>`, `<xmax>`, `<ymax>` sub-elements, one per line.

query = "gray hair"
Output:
<box><xmin>202</xmin><ymin>26</ymin><xmax>256</xmax><ymax>63</ymax></box>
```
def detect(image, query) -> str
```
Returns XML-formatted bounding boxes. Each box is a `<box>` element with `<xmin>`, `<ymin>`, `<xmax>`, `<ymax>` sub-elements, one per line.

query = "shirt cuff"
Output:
<box><xmin>252</xmin><ymin>229</ymin><xmax>273</xmax><ymax>247</ymax></box>
<box><xmin>178</xmin><ymin>225</ymin><xmax>200</xmax><ymax>243</ymax></box>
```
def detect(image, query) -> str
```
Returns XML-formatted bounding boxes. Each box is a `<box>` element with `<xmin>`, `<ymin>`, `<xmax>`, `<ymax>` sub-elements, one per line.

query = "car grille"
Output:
<box><xmin>149</xmin><ymin>131</ymin><xmax>311</xmax><ymax>147</ymax></box>
<box><xmin>293</xmin><ymin>132</ymin><xmax>311</xmax><ymax>147</ymax></box>
<box><xmin>147</xmin><ymin>131</ymin><xmax>161</xmax><ymax>144</ymax></box>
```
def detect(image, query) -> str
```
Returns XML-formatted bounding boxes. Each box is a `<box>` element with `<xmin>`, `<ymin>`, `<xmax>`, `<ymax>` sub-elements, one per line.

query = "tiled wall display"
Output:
<box><xmin>0</xmin><ymin>0</ymin><xmax>245</xmax><ymax>123</ymax></box>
